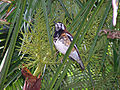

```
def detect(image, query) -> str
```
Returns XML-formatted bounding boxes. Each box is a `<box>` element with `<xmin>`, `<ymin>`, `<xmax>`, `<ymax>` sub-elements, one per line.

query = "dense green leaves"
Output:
<box><xmin>0</xmin><ymin>0</ymin><xmax>120</xmax><ymax>90</ymax></box>
<box><xmin>48</xmin><ymin>0</ymin><xmax>96</xmax><ymax>89</ymax></box>
<box><xmin>0</xmin><ymin>0</ymin><xmax>26</xmax><ymax>89</ymax></box>
<box><xmin>41</xmin><ymin>0</ymin><xmax>53</xmax><ymax>54</ymax></box>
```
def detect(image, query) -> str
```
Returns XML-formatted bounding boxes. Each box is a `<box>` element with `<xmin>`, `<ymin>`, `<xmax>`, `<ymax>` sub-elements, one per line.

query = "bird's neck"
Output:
<box><xmin>54</xmin><ymin>30</ymin><xmax>64</xmax><ymax>38</ymax></box>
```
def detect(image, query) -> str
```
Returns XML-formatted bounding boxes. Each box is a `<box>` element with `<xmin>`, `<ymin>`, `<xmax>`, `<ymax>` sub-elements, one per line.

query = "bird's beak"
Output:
<box><xmin>53</xmin><ymin>21</ymin><xmax>56</xmax><ymax>25</ymax></box>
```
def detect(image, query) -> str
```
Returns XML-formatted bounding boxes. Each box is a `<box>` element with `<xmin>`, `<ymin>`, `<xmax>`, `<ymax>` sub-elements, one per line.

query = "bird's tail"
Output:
<box><xmin>77</xmin><ymin>60</ymin><xmax>85</xmax><ymax>70</ymax></box>
<box><xmin>69</xmin><ymin>56</ymin><xmax>85</xmax><ymax>70</ymax></box>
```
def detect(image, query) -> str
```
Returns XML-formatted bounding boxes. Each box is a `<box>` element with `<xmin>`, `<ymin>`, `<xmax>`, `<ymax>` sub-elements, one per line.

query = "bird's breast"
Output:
<box><xmin>53</xmin><ymin>38</ymin><xmax>69</xmax><ymax>54</ymax></box>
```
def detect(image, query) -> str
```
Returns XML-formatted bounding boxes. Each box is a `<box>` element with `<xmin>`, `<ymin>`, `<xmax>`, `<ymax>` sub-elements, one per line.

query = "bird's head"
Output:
<box><xmin>54</xmin><ymin>22</ymin><xmax>66</xmax><ymax>32</ymax></box>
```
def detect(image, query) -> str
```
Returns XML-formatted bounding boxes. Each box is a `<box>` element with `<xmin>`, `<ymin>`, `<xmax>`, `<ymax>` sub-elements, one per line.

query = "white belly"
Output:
<box><xmin>54</xmin><ymin>39</ymin><xmax>79</xmax><ymax>61</ymax></box>
<box><xmin>54</xmin><ymin>38</ymin><xmax>84</xmax><ymax>69</ymax></box>
<box><xmin>54</xmin><ymin>40</ymin><xmax>68</xmax><ymax>54</ymax></box>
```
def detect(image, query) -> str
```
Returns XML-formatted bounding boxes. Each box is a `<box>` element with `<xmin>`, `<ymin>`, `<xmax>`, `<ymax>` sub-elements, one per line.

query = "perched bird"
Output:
<box><xmin>53</xmin><ymin>22</ymin><xmax>85</xmax><ymax>70</ymax></box>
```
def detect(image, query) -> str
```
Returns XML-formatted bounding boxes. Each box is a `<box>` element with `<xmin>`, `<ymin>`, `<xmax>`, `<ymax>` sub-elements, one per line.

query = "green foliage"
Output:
<box><xmin>0</xmin><ymin>0</ymin><xmax>120</xmax><ymax>90</ymax></box>
<box><xmin>0</xmin><ymin>0</ymin><xmax>26</xmax><ymax>89</ymax></box>
<box><xmin>19</xmin><ymin>8</ymin><xmax>58</xmax><ymax>76</ymax></box>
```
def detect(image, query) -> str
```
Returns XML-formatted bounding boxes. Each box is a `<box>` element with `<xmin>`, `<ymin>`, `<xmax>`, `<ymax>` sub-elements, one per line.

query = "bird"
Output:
<box><xmin>53</xmin><ymin>22</ymin><xmax>85</xmax><ymax>70</ymax></box>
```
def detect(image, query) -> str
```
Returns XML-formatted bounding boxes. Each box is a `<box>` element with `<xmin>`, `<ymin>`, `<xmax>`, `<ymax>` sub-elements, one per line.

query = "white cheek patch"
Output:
<box><xmin>58</xmin><ymin>23</ymin><xmax>61</xmax><ymax>28</ymax></box>
<box><xmin>62</xmin><ymin>24</ymin><xmax>65</xmax><ymax>30</ymax></box>
<box><xmin>55</xmin><ymin>24</ymin><xmax>58</xmax><ymax>28</ymax></box>
<box><xmin>55</xmin><ymin>24</ymin><xmax>59</xmax><ymax>31</ymax></box>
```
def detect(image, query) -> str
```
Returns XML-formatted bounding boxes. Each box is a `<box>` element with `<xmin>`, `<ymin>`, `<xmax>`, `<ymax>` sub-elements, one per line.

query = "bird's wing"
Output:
<box><xmin>65</xmin><ymin>33</ymin><xmax>80</xmax><ymax>56</ymax></box>
<box><xmin>65</xmin><ymin>32</ymin><xmax>85</xmax><ymax>69</ymax></box>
